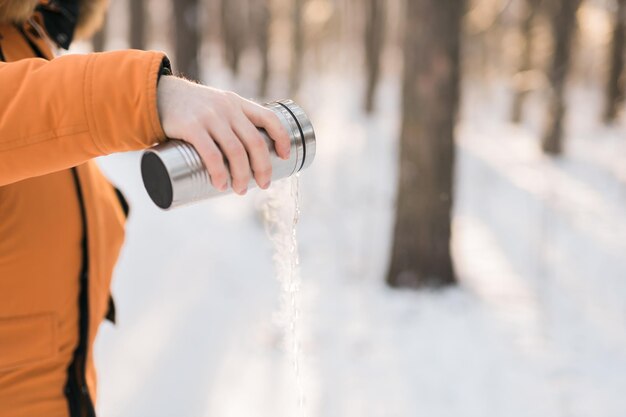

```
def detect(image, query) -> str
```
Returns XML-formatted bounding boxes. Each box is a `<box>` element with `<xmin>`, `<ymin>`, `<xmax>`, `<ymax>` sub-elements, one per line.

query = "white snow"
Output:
<box><xmin>93</xmin><ymin>69</ymin><xmax>626</xmax><ymax>417</ymax></box>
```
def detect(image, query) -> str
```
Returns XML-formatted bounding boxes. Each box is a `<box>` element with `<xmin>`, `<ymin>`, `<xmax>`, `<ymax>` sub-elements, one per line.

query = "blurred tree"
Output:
<box><xmin>386</xmin><ymin>0</ymin><xmax>463</xmax><ymax>289</ymax></box>
<box><xmin>290</xmin><ymin>0</ymin><xmax>305</xmax><ymax>95</ymax></box>
<box><xmin>129</xmin><ymin>0</ymin><xmax>146</xmax><ymax>50</ymax></box>
<box><xmin>174</xmin><ymin>0</ymin><xmax>201</xmax><ymax>80</ymax></box>
<box><xmin>364</xmin><ymin>0</ymin><xmax>385</xmax><ymax>113</ymax></box>
<box><xmin>541</xmin><ymin>0</ymin><xmax>582</xmax><ymax>155</ymax></box>
<box><xmin>289</xmin><ymin>0</ymin><xmax>304</xmax><ymax>96</ymax></box>
<box><xmin>603</xmin><ymin>0</ymin><xmax>626</xmax><ymax>123</ymax></box>
<box><xmin>252</xmin><ymin>0</ymin><xmax>271</xmax><ymax>97</ymax></box>
<box><xmin>511</xmin><ymin>0</ymin><xmax>541</xmax><ymax>123</ymax></box>
<box><xmin>221</xmin><ymin>0</ymin><xmax>245</xmax><ymax>76</ymax></box>
<box><xmin>92</xmin><ymin>16</ymin><xmax>107</xmax><ymax>52</ymax></box>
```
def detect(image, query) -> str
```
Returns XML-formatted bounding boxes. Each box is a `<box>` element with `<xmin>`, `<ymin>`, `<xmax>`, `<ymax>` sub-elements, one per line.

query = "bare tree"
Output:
<box><xmin>364</xmin><ymin>0</ymin><xmax>385</xmax><ymax>113</ymax></box>
<box><xmin>129</xmin><ymin>0</ymin><xmax>146</xmax><ymax>50</ymax></box>
<box><xmin>386</xmin><ymin>0</ymin><xmax>463</xmax><ymax>289</ymax></box>
<box><xmin>541</xmin><ymin>0</ymin><xmax>582</xmax><ymax>155</ymax></box>
<box><xmin>511</xmin><ymin>0</ymin><xmax>541</xmax><ymax>123</ymax></box>
<box><xmin>252</xmin><ymin>0</ymin><xmax>271</xmax><ymax>97</ymax></box>
<box><xmin>92</xmin><ymin>17</ymin><xmax>107</xmax><ymax>52</ymax></box>
<box><xmin>221</xmin><ymin>0</ymin><xmax>245</xmax><ymax>76</ymax></box>
<box><xmin>174</xmin><ymin>0</ymin><xmax>201</xmax><ymax>80</ymax></box>
<box><xmin>603</xmin><ymin>0</ymin><xmax>626</xmax><ymax>123</ymax></box>
<box><xmin>290</xmin><ymin>0</ymin><xmax>305</xmax><ymax>95</ymax></box>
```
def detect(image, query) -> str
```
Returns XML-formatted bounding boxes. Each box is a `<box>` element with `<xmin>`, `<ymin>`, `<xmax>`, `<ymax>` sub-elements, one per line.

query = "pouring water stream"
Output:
<box><xmin>263</xmin><ymin>175</ymin><xmax>307</xmax><ymax>413</ymax></box>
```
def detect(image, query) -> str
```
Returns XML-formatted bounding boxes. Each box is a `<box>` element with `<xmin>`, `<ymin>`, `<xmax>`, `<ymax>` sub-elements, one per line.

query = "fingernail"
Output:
<box><xmin>219</xmin><ymin>183</ymin><xmax>228</xmax><ymax>192</ymax></box>
<box><xmin>240</xmin><ymin>187</ymin><xmax>248</xmax><ymax>195</ymax></box>
<box><xmin>261</xmin><ymin>181</ymin><xmax>271</xmax><ymax>190</ymax></box>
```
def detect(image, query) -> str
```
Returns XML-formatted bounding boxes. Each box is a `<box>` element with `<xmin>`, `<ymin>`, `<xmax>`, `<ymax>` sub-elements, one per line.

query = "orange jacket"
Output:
<box><xmin>0</xmin><ymin>17</ymin><xmax>168</xmax><ymax>417</ymax></box>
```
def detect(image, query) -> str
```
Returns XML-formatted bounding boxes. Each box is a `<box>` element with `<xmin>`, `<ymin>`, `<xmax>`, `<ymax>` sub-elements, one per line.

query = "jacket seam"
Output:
<box><xmin>83</xmin><ymin>53</ymin><xmax>108</xmax><ymax>155</ymax></box>
<box><xmin>0</xmin><ymin>126</ymin><xmax>91</xmax><ymax>153</ymax></box>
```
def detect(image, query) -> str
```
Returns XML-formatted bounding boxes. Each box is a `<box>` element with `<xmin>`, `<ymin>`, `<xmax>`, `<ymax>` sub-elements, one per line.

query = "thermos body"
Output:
<box><xmin>141</xmin><ymin>100</ymin><xmax>316</xmax><ymax>210</ymax></box>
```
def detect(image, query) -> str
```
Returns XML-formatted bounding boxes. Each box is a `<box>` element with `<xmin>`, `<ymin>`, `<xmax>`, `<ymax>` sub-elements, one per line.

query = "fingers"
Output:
<box><xmin>206</xmin><ymin>117</ymin><xmax>252</xmax><ymax>195</ymax></box>
<box><xmin>174</xmin><ymin>88</ymin><xmax>291</xmax><ymax>196</ymax></box>
<box><xmin>241</xmin><ymin>99</ymin><xmax>291</xmax><ymax>160</ymax></box>
<box><xmin>232</xmin><ymin>114</ymin><xmax>273</xmax><ymax>189</ymax></box>
<box><xmin>184</xmin><ymin>127</ymin><xmax>229</xmax><ymax>192</ymax></box>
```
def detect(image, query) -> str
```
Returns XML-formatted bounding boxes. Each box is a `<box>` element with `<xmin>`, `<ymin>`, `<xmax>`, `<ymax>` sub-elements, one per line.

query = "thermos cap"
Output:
<box><xmin>266</xmin><ymin>100</ymin><xmax>317</xmax><ymax>174</ymax></box>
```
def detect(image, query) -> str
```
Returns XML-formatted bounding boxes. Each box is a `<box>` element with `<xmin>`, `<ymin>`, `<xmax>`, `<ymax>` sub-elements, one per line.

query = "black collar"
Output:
<box><xmin>36</xmin><ymin>0</ymin><xmax>79</xmax><ymax>49</ymax></box>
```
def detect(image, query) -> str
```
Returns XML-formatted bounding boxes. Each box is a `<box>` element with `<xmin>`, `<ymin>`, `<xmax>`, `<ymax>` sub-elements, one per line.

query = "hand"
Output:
<box><xmin>156</xmin><ymin>76</ymin><xmax>291</xmax><ymax>195</ymax></box>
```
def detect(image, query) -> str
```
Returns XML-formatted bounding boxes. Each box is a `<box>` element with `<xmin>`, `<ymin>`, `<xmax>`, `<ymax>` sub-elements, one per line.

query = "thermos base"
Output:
<box><xmin>141</xmin><ymin>152</ymin><xmax>174</xmax><ymax>209</ymax></box>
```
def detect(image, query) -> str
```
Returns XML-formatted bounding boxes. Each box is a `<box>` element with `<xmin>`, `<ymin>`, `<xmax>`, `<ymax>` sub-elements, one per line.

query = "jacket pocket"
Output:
<box><xmin>0</xmin><ymin>313</ymin><xmax>57</xmax><ymax>372</ymax></box>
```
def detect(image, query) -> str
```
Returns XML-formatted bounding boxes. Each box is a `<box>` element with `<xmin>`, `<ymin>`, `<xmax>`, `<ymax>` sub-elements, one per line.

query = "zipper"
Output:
<box><xmin>66</xmin><ymin>168</ymin><xmax>96</xmax><ymax>417</ymax></box>
<box><xmin>9</xmin><ymin>25</ymin><xmax>96</xmax><ymax>417</ymax></box>
<box><xmin>0</xmin><ymin>33</ymin><xmax>5</xmax><ymax>62</ymax></box>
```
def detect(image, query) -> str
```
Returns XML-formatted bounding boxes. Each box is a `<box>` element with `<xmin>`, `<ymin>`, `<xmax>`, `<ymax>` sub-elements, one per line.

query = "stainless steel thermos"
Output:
<box><xmin>140</xmin><ymin>99</ymin><xmax>316</xmax><ymax>210</ymax></box>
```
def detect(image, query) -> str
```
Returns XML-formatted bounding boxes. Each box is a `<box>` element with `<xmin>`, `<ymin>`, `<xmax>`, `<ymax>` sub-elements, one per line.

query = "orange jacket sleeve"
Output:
<box><xmin>0</xmin><ymin>50</ymin><xmax>169</xmax><ymax>186</ymax></box>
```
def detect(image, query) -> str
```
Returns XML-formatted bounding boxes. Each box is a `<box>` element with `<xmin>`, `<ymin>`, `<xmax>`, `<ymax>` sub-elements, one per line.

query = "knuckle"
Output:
<box><xmin>232</xmin><ymin>177</ymin><xmax>249</xmax><ymax>190</ymax></box>
<box><xmin>225</xmin><ymin>91</ymin><xmax>240</xmax><ymax>101</ymax></box>
<box><xmin>233</xmin><ymin>163</ymin><xmax>251</xmax><ymax>177</ymax></box>
<box><xmin>269</xmin><ymin>110</ymin><xmax>282</xmax><ymax>124</ymax></box>
<box><xmin>203</xmin><ymin>108</ymin><xmax>220</xmax><ymax>122</ymax></box>
<box><xmin>233</xmin><ymin>173</ymin><xmax>248</xmax><ymax>182</ymax></box>
<box><xmin>264</xmin><ymin>109</ymin><xmax>278</xmax><ymax>124</ymax></box>
<box><xmin>210</xmin><ymin>173</ymin><xmax>227</xmax><ymax>187</ymax></box>
<box><xmin>255</xmin><ymin>167</ymin><xmax>272</xmax><ymax>178</ymax></box>
<box><xmin>250</xmin><ymin>135</ymin><xmax>267</xmax><ymax>150</ymax></box>
<box><xmin>206</xmin><ymin>150</ymin><xmax>223</xmax><ymax>166</ymax></box>
<box><xmin>223</xmin><ymin>92</ymin><xmax>240</xmax><ymax>108</ymax></box>
<box><xmin>225</xmin><ymin>142</ymin><xmax>245</xmax><ymax>157</ymax></box>
<box><xmin>206</xmin><ymin>165</ymin><xmax>227</xmax><ymax>184</ymax></box>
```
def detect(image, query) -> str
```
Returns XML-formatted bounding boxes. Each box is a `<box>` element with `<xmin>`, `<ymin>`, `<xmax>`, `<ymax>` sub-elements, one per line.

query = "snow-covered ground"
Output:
<box><xmin>93</xmin><ymin>68</ymin><xmax>626</xmax><ymax>417</ymax></box>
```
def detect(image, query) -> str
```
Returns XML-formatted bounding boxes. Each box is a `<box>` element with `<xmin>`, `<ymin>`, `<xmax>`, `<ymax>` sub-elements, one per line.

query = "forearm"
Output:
<box><xmin>0</xmin><ymin>50</ymin><xmax>169</xmax><ymax>186</ymax></box>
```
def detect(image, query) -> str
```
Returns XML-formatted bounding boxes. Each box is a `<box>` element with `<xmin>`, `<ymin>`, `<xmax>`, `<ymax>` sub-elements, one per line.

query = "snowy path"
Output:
<box><xmin>94</xmin><ymin>74</ymin><xmax>626</xmax><ymax>417</ymax></box>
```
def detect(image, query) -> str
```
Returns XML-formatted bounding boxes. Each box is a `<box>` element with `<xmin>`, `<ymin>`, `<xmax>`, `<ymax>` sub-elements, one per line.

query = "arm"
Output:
<box><xmin>0</xmin><ymin>50</ymin><xmax>292</xmax><ymax>193</ymax></box>
<box><xmin>0</xmin><ymin>50</ymin><xmax>167</xmax><ymax>186</ymax></box>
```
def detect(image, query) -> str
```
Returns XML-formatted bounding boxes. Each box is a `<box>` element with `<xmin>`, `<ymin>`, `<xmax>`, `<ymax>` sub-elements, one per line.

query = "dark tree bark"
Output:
<box><xmin>541</xmin><ymin>0</ymin><xmax>582</xmax><ymax>155</ymax></box>
<box><xmin>290</xmin><ymin>0</ymin><xmax>304</xmax><ymax>95</ymax></box>
<box><xmin>511</xmin><ymin>0</ymin><xmax>541</xmax><ymax>123</ymax></box>
<box><xmin>603</xmin><ymin>0</ymin><xmax>626</xmax><ymax>123</ymax></box>
<box><xmin>386</xmin><ymin>0</ymin><xmax>463</xmax><ymax>289</ymax></box>
<box><xmin>92</xmin><ymin>15</ymin><xmax>107</xmax><ymax>52</ymax></box>
<box><xmin>221</xmin><ymin>0</ymin><xmax>245</xmax><ymax>76</ymax></box>
<box><xmin>253</xmin><ymin>0</ymin><xmax>271</xmax><ymax>97</ymax></box>
<box><xmin>174</xmin><ymin>0</ymin><xmax>201</xmax><ymax>80</ymax></box>
<box><xmin>129</xmin><ymin>0</ymin><xmax>146</xmax><ymax>50</ymax></box>
<box><xmin>364</xmin><ymin>0</ymin><xmax>385</xmax><ymax>113</ymax></box>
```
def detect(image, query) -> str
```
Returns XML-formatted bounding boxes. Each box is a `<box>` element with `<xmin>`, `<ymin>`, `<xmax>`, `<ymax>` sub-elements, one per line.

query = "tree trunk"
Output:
<box><xmin>290</xmin><ymin>0</ymin><xmax>304</xmax><ymax>95</ymax></box>
<box><xmin>511</xmin><ymin>0</ymin><xmax>540</xmax><ymax>123</ymax></box>
<box><xmin>364</xmin><ymin>0</ymin><xmax>385</xmax><ymax>113</ymax></box>
<box><xmin>174</xmin><ymin>0</ymin><xmax>201</xmax><ymax>80</ymax></box>
<box><xmin>92</xmin><ymin>17</ymin><xmax>107</xmax><ymax>52</ymax></box>
<box><xmin>129</xmin><ymin>0</ymin><xmax>145</xmax><ymax>50</ymax></box>
<box><xmin>386</xmin><ymin>0</ymin><xmax>463</xmax><ymax>289</ymax></box>
<box><xmin>253</xmin><ymin>0</ymin><xmax>271</xmax><ymax>97</ymax></box>
<box><xmin>221</xmin><ymin>0</ymin><xmax>245</xmax><ymax>76</ymax></box>
<box><xmin>541</xmin><ymin>0</ymin><xmax>582</xmax><ymax>155</ymax></box>
<box><xmin>603</xmin><ymin>0</ymin><xmax>626</xmax><ymax>123</ymax></box>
